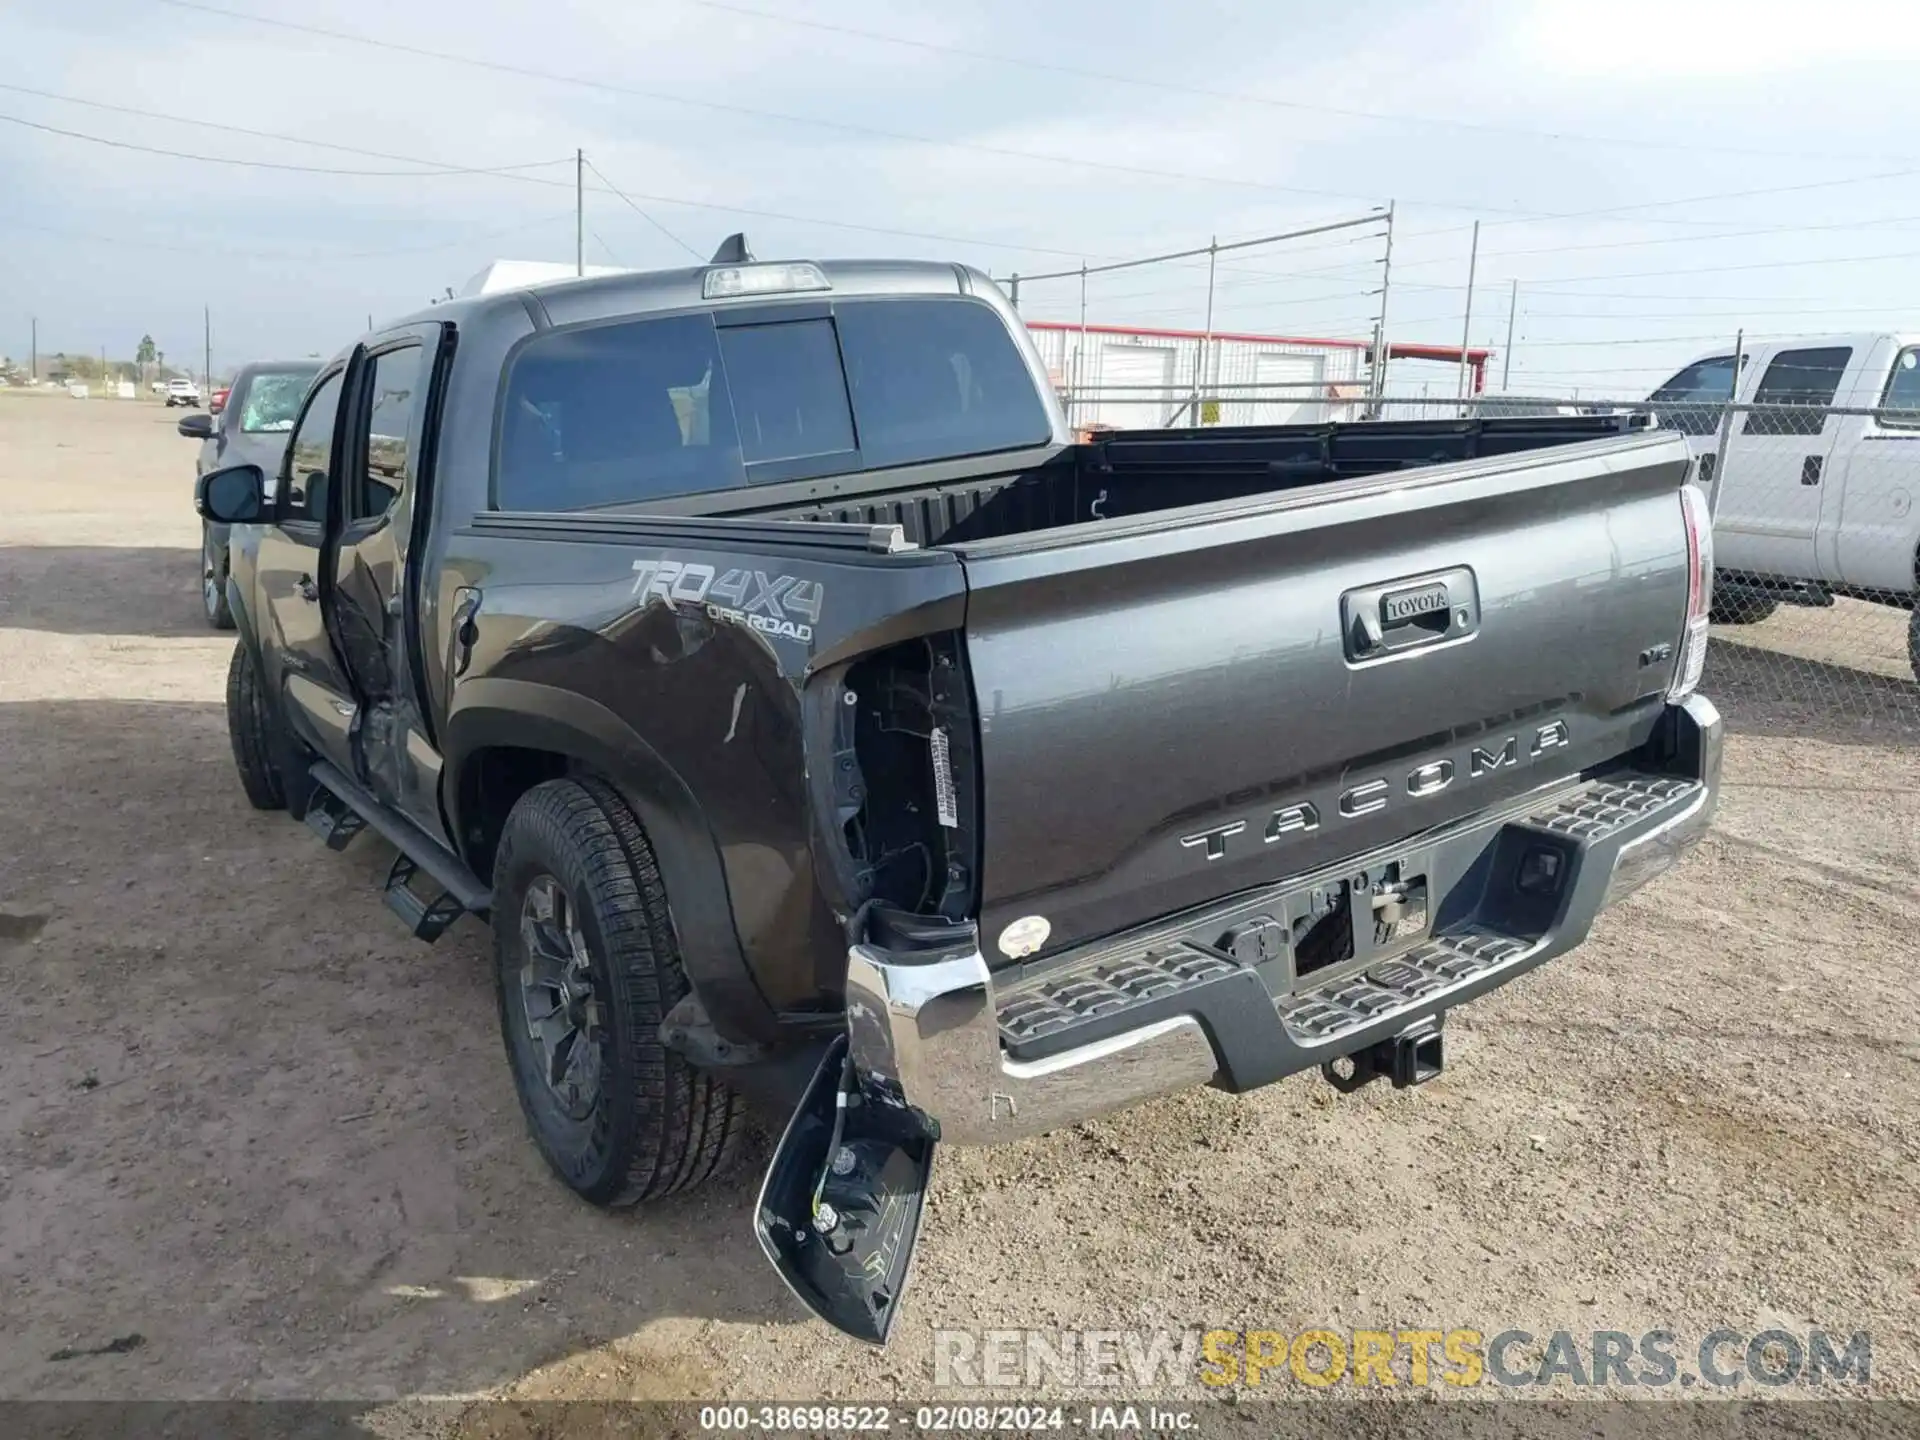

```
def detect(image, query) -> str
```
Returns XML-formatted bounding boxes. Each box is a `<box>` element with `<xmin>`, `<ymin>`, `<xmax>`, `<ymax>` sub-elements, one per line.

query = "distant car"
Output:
<box><xmin>165</xmin><ymin>377</ymin><xmax>202</xmax><ymax>408</ymax></box>
<box><xmin>177</xmin><ymin>360</ymin><xmax>320</xmax><ymax>629</ymax></box>
<box><xmin>150</xmin><ymin>379</ymin><xmax>169</xmax><ymax>396</ymax></box>
<box><xmin>209</xmin><ymin>385</ymin><xmax>231</xmax><ymax>415</ymax></box>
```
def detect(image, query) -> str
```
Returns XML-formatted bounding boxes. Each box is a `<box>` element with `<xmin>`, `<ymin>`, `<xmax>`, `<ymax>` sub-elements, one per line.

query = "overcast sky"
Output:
<box><xmin>5</xmin><ymin>0</ymin><xmax>1919</xmax><ymax>396</ymax></box>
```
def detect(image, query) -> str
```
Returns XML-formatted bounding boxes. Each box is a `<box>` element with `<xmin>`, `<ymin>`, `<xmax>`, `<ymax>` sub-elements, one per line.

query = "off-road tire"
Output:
<box><xmin>225</xmin><ymin>643</ymin><xmax>286</xmax><ymax>811</ymax></box>
<box><xmin>202</xmin><ymin>524</ymin><xmax>235</xmax><ymax>631</ymax></box>
<box><xmin>493</xmin><ymin>777</ymin><xmax>745</xmax><ymax>1208</ymax></box>
<box><xmin>1710</xmin><ymin>594</ymin><xmax>1778</xmax><ymax>626</ymax></box>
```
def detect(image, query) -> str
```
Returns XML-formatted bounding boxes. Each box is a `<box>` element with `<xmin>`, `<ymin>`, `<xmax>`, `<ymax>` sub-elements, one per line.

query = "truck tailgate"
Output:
<box><xmin>954</xmin><ymin>431</ymin><xmax>1696</xmax><ymax>963</ymax></box>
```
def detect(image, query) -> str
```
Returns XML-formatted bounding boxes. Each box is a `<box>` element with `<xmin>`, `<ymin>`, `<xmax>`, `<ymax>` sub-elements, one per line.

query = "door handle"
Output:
<box><xmin>450</xmin><ymin>587</ymin><xmax>482</xmax><ymax>678</ymax></box>
<box><xmin>1342</xmin><ymin>568</ymin><xmax>1479</xmax><ymax>663</ymax></box>
<box><xmin>296</xmin><ymin>574</ymin><xmax>318</xmax><ymax>603</ymax></box>
<box><xmin>1801</xmin><ymin>455</ymin><xmax>1824</xmax><ymax>486</ymax></box>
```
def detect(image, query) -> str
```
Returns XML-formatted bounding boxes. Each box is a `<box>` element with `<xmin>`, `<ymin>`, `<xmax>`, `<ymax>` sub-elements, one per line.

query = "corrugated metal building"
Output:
<box><xmin>1025</xmin><ymin>320</ymin><xmax>1488</xmax><ymax>429</ymax></box>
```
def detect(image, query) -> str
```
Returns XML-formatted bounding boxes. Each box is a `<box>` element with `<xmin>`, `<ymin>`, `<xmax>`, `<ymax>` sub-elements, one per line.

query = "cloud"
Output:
<box><xmin>3</xmin><ymin>0</ymin><xmax>1917</xmax><ymax>389</ymax></box>
<box><xmin>1509</xmin><ymin>0</ymin><xmax>1920</xmax><ymax>81</ymax></box>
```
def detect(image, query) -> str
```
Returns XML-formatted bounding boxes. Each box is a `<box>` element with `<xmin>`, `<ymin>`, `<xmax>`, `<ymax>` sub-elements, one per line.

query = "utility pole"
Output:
<box><xmin>1200</xmin><ymin>235</ymin><xmax>1218</xmax><ymax>425</ymax></box>
<box><xmin>1706</xmin><ymin>328</ymin><xmax>1745</xmax><ymax>521</ymax></box>
<box><xmin>1008</xmin><ymin>273</ymin><xmax>1021</xmax><ymax>312</ymax></box>
<box><xmin>29</xmin><ymin>317</ymin><xmax>36</xmax><ymax>379</ymax></box>
<box><xmin>1502</xmin><ymin>279</ymin><xmax>1518</xmax><ymax>390</ymax></box>
<box><xmin>1370</xmin><ymin>200</ymin><xmax>1396</xmax><ymax>417</ymax></box>
<box><xmin>576</xmin><ymin>148</ymin><xmax>585</xmax><ymax>277</ymax></box>
<box><xmin>1457</xmin><ymin>221</ymin><xmax>1480</xmax><ymax>408</ymax></box>
<box><xmin>204</xmin><ymin>305</ymin><xmax>212</xmax><ymax>393</ymax></box>
<box><xmin>1076</xmin><ymin>261</ymin><xmax>1089</xmax><ymax>431</ymax></box>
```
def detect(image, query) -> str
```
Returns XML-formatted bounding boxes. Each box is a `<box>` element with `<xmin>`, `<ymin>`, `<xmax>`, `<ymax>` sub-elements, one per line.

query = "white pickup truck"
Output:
<box><xmin>165</xmin><ymin>377</ymin><xmax>202</xmax><ymax>408</ymax></box>
<box><xmin>1648</xmin><ymin>332</ymin><xmax>1920</xmax><ymax>678</ymax></box>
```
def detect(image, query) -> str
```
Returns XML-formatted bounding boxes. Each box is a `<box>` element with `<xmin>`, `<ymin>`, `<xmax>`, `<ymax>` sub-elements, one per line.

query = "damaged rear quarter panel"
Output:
<box><xmin>439</xmin><ymin>522</ymin><xmax>967</xmax><ymax>1018</ymax></box>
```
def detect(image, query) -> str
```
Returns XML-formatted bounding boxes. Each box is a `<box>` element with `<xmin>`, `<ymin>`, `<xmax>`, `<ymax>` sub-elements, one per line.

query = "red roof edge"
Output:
<box><xmin>1025</xmin><ymin>319</ymin><xmax>1366</xmax><ymax>350</ymax></box>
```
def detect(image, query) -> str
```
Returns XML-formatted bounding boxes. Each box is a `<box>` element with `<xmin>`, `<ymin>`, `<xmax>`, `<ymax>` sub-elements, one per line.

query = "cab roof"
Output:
<box><xmin>385</xmin><ymin>256</ymin><xmax>987</xmax><ymax>339</ymax></box>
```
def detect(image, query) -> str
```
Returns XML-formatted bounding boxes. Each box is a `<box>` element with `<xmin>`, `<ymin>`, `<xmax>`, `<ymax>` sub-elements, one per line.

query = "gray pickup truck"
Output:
<box><xmin>194</xmin><ymin>237</ymin><xmax>1720</xmax><ymax>1343</ymax></box>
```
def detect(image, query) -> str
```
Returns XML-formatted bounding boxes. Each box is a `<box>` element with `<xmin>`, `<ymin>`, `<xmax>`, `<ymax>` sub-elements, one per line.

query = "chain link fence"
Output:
<box><xmin>1057</xmin><ymin>383</ymin><xmax>1920</xmax><ymax>740</ymax></box>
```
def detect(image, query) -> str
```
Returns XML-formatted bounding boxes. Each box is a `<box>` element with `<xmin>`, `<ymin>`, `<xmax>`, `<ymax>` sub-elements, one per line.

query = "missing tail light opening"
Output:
<box><xmin>833</xmin><ymin>634</ymin><xmax>979</xmax><ymax>921</ymax></box>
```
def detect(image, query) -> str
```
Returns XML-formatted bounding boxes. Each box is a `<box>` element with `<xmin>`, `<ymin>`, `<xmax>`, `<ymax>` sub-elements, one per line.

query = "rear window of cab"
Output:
<box><xmin>494</xmin><ymin>297</ymin><xmax>1051</xmax><ymax>511</ymax></box>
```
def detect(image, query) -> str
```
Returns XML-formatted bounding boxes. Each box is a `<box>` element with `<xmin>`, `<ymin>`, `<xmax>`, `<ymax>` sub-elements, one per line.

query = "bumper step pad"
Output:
<box><xmin>1519</xmin><ymin>774</ymin><xmax>1700</xmax><ymax>844</ymax></box>
<box><xmin>999</xmin><ymin>946</ymin><xmax>1238</xmax><ymax>1048</ymax></box>
<box><xmin>1279</xmin><ymin>930</ymin><xmax>1529</xmax><ymax>1042</ymax></box>
<box><xmin>995</xmin><ymin>767</ymin><xmax>1705</xmax><ymax>1066</ymax></box>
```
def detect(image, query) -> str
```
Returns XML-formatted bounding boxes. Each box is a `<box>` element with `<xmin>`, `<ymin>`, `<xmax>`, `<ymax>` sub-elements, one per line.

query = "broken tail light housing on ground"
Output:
<box><xmin>703</xmin><ymin>262</ymin><xmax>831</xmax><ymax>300</ymax></box>
<box><xmin>1670</xmin><ymin>481</ymin><xmax>1714</xmax><ymax>702</ymax></box>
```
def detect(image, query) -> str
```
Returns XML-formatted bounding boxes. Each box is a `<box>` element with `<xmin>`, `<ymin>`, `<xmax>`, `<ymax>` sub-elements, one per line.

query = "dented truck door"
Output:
<box><xmin>325</xmin><ymin>323</ymin><xmax>452</xmax><ymax>837</ymax></box>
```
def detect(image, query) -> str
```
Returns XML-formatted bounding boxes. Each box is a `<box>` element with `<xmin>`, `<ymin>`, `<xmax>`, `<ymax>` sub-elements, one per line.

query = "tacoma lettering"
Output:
<box><xmin>1181</xmin><ymin>720</ymin><xmax>1577</xmax><ymax>862</ymax></box>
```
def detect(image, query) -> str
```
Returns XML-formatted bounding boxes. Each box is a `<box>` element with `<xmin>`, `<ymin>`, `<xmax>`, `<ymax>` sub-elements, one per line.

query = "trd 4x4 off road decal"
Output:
<box><xmin>630</xmin><ymin>559</ymin><xmax>824</xmax><ymax>644</ymax></box>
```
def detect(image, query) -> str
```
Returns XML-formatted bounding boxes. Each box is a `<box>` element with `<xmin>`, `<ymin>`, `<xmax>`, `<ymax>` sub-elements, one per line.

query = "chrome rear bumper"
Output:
<box><xmin>846</xmin><ymin>943</ymin><xmax>1218</xmax><ymax>1143</ymax></box>
<box><xmin>844</xmin><ymin>695</ymin><xmax>1721</xmax><ymax>1147</ymax></box>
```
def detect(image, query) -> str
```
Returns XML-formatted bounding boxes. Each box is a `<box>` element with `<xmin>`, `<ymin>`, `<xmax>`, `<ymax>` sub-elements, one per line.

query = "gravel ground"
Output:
<box><xmin>1</xmin><ymin>395</ymin><xmax>1915</xmax><ymax>1425</ymax></box>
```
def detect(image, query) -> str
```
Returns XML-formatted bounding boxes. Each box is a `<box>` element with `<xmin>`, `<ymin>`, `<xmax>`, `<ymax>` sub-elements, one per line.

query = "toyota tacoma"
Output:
<box><xmin>194</xmin><ymin>236</ymin><xmax>1721</xmax><ymax>1344</ymax></box>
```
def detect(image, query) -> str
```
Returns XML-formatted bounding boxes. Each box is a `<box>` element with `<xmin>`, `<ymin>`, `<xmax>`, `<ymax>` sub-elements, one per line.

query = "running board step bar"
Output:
<box><xmin>303</xmin><ymin>789</ymin><xmax>367</xmax><ymax>851</ymax></box>
<box><xmin>305</xmin><ymin>760</ymin><xmax>492</xmax><ymax>942</ymax></box>
<box><xmin>383</xmin><ymin>853</ymin><xmax>468</xmax><ymax>943</ymax></box>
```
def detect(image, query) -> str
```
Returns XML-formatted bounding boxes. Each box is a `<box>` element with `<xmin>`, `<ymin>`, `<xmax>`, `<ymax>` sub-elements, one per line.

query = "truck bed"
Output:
<box><xmin>684</xmin><ymin>413</ymin><xmax>1692</xmax><ymax>965</ymax></box>
<box><xmin>729</xmin><ymin>413</ymin><xmax>1655</xmax><ymax>548</ymax></box>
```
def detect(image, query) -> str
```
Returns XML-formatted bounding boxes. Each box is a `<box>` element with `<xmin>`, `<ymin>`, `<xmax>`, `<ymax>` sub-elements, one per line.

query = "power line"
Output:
<box><xmin>1200</xmin><ymin>220</ymin><xmax>1920</xmax><ymax>292</ymax></box>
<box><xmin>587</xmin><ymin>226</ymin><xmax>624</xmax><ymax>266</ymax></box>
<box><xmin>581</xmin><ymin>157</ymin><xmax>702</xmax><ymax>260</ymax></box>
<box><xmin>1396</xmin><ymin>302</ymin><xmax>1920</xmax><ymax>323</ymax></box>
<box><xmin>1383</xmin><ymin>214</ymin><xmax>1920</xmax><ymax>272</ymax></box>
<box><xmin>148</xmin><ymin>0</ymin><xmax>1404</xmax><ymax>205</ymax></box>
<box><xmin>684</xmin><ymin>0</ymin><xmax>1920</xmax><ymax>166</ymax></box>
<box><xmin>0</xmin><ymin>212</ymin><xmax>572</xmax><ymax>260</ymax></box>
<box><xmin>0</xmin><ymin>81</ymin><xmax>1103</xmax><ymax>261</ymax></box>
<box><xmin>1032</xmin><ymin>172</ymin><xmax>1920</xmax><ymax>304</ymax></box>
<box><xmin>1386</xmin><ymin>245</ymin><xmax>1920</xmax><ymax>290</ymax></box>
<box><xmin>0</xmin><ymin>80</ymin><xmax>522</xmax><ymax>170</ymax></box>
<box><xmin>0</xmin><ymin>112</ymin><xmax>571</xmax><ymax>176</ymax></box>
<box><xmin>1404</xmin><ymin>166</ymin><xmax>1920</xmax><ymax>239</ymax></box>
<box><xmin>173</xmin><ymin>0</ymin><xmax>1880</xmax><ymax>228</ymax></box>
<box><xmin>176</xmin><ymin>0</ymin><xmax>1920</xmax><ymax>236</ymax></box>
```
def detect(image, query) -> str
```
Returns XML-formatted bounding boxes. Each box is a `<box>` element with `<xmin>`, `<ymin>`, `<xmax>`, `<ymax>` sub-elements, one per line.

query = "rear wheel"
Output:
<box><xmin>1908</xmin><ymin>605</ymin><xmax>1919</xmax><ymax>685</ymax></box>
<box><xmin>202</xmin><ymin>525</ymin><xmax>235</xmax><ymax>631</ymax></box>
<box><xmin>493</xmin><ymin>778</ymin><xmax>745</xmax><ymax>1208</ymax></box>
<box><xmin>224</xmin><ymin>644</ymin><xmax>285</xmax><ymax>810</ymax></box>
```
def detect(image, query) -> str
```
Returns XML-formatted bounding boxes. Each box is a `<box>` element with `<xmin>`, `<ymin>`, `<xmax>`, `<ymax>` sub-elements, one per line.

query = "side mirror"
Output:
<box><xmin>177</xmin><ymin>412</ymin><xmax>214</xmax><ymax>440</ymax></box>
<box><xmin>196</xmin><ymin>463</ymin><xmax>267</xmax><ymax>524</ymax></box>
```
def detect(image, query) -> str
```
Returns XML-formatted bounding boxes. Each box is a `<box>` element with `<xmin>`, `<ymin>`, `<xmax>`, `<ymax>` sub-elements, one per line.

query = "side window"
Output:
<box><xmin>1877</xmin><ymin>346</ymin><xmax>1920</xmax><ymax>430</ymax></box>
<box><xmin>1649</xmin><ymin>355</ymin><xmax>1735</xmax><ymax>437</ymax></box>
<box><xmin>1743</xmin><ymin>346</ymin><xmax>1851</xmax><ymax>437</ymax></box>
<box><xmin>284</xmin><ymin>370</ymin><xmax>345</xmax><ymax>523</ymax></box>
<box><xmin>352</xmin><ymin>346</ymin><xmax>425</xmax><ymax>522</ymax></box>
<box><xmin>497</xmin><ymin>313</ymin><xmax>745</xmax><ymax>511</ymax></box>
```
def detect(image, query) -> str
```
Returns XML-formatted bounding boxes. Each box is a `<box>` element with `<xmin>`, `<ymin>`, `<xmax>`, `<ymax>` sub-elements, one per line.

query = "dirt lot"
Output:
<box><xmin>2</xmin><ymin>395</ymin><xmax>1916</xmax><ymax>1421</ymax></box>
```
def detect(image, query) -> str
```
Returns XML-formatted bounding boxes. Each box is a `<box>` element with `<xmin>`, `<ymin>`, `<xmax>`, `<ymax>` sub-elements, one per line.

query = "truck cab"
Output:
<box><xmin>1648</xmin><ymin>333</ymin><xmax>1920</xmax><ymax>673</ymax></box>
